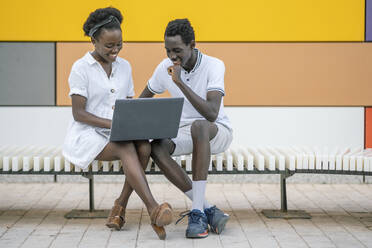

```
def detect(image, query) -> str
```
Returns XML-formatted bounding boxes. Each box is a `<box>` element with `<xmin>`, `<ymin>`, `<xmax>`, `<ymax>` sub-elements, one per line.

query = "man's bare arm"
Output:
<box><xmin>168</xmin><ymin>64</ymin><xmax>222</xmax><ymax>122</ymax></box>
<box><xmin>139</xmin><ymin>86</ymin><xmax>155</xmax><ymax>98</ymax></box>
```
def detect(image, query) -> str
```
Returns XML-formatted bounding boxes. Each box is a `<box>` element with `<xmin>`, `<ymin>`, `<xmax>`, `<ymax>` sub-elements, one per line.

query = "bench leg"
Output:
<box><xmin>262</xmin><ymin>172</ymin><xmax>311</xmax><ymax>219</ymax></box>
<box><xmin>64</xmin><ymin>174</ymin><xmax>109</xmax><ymax>219</ymax></box>
<box><xmin>89</xmin><ymin>175</ymin><xmax>94</xmax><ymax>211</ymax></box>
<box><xmin>280</xmin><ymin>173</ymin><xmax>288</xmax><ymax>211</ymax></box>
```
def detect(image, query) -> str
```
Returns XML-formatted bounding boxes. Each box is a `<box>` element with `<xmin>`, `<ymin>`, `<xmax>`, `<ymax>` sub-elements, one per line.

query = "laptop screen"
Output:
<box><xmin>110</xmin><ymin>98</ymin><xmax>184</xmax><ymax>141</ymax></box>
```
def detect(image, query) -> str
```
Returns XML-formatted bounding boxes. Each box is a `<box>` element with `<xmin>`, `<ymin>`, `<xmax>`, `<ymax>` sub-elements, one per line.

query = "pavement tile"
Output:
<box><xmin>0</xmin><ymin>182</ymin><xmax>371</xmax><ymax>248</ymax></box>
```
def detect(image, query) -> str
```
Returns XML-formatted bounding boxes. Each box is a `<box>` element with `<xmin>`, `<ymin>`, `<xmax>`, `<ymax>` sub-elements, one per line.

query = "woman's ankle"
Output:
<box><xmin>147</xmin><ymin>203</ymin><xmax>159</xmax><ymax>216</ymax></box>
<box><xmin>114</xmin><ymin>199</ymin><xmax>128</xmax><ymax>209</ymax></box>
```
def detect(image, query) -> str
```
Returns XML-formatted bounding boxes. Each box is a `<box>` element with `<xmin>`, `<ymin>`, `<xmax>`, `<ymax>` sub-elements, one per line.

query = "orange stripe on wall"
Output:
<box><xmin>366</xmin><ymin>108</ymin><xmax>372</xmax><ymax>148</ymax></box>
<box><xmin>57</xmin><ymin>42</ymin><xmax>372</xmax><ymax>106</ymax></box>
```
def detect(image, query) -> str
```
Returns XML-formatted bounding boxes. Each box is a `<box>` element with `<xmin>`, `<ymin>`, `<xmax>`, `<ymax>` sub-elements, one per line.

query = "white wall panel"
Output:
<box><xmin>0</xmin><ymin>107</ymin><xmax>364</xmax><ymax>148</ymax></box>
<box><xmin>226</xmin><ymin>107</ymin><xmax>364</xmax><ymax>148</ymax></box>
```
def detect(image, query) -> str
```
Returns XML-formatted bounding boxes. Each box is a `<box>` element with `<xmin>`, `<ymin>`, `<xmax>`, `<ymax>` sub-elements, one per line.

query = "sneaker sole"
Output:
<box><xmin>186</xmin><ymin>230</ymin><xmax>209</xmax><ymax>239</ymax></box>
<box><xmin>211</xmin><ymin>215</ymin><xmax>229</xmax><ymax>234</ymax></box>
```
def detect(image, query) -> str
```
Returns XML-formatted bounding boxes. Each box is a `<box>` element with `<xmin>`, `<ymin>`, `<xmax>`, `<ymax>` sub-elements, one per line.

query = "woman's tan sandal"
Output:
<box><xmin>149</xmin><ymin>203</ymin><xmax>172</xmax><ymax>240</ymax></box>
<box><xmin>150</xmin><ymin>202</ymin><xmax>173</xmax><ymax>227</ymax></box>
<box><xmin>106</xmin><ymin>205</ymin><xmax>125</xmax><ymax>230</ymax></box>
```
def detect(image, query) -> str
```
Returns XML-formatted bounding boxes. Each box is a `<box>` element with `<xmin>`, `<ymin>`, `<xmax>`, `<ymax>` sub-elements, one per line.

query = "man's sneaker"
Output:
<box><xmin>176</xmin><ymin>209</ymin><xmax>209</xmax><ymax>238</ymax></box>
<box><xmin>204</xmin><ymin>206</ymin><xmax>230</xmax><ymax>234</ymax></box>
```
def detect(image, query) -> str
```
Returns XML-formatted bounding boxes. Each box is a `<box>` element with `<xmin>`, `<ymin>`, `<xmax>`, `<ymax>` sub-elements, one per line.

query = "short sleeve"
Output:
<box><xmin>147</xmin><ymin>61</ymin><xmax>167</xmax><ymax>94</ymax></box>
<box><xmin>68</xmin><ymin>63</ymin><xmax>88</xmax><ymax>98</ymax></box>
<box><xmin>207</xmin><ymin>59</ymin><xmax>225</xmax><ymax>96</ymax></box>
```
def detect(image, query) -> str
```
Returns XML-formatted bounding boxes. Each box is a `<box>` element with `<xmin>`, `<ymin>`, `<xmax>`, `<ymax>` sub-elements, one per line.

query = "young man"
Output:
<box><xmin>140</xmin><ymin>19</ymin><xmax>233</xmax><ymax>238</ymax></box>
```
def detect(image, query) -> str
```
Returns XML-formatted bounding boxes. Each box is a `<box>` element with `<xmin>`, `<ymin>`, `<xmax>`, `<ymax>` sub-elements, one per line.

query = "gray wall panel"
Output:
<box><xmin>0</xmin><ymin>42</ymin><xmax>55</xmax><ymax>105</ymax></box>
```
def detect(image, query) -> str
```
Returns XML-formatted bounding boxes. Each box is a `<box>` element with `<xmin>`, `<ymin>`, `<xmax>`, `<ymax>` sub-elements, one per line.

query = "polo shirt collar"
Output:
<box><xmin>84</xmin><ymin>52</ymin><xmax>97</xmax><ymax>65</ymax></box>
<box><xmin>84</xmin><ymin>52</ymin><xmax>118</xmax><ymax>66</ymax></box>
<box><xmin>190</xmin><ymin>48</ymin><xmax>202</xmax><ymax>73</ymax></box>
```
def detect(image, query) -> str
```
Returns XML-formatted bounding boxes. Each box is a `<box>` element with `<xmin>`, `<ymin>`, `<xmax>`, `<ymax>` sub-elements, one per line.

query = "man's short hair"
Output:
<box><xmin>164</xmin><ymin>18</ymin><xmax>195</xmax><ymax>45</ymax></box>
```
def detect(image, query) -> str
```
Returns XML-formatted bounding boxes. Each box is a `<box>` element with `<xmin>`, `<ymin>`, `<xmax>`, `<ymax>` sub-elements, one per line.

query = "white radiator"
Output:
<box><xmin>0</xmin><ymin>145</ymin><xmax>371</xmax><ymax>173</ymax></box>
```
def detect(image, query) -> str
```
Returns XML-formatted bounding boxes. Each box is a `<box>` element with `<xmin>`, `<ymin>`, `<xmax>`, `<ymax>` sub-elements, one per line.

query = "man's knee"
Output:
<box><xmin>150</xmin><ymin>139</ymin><xmax>173</xmax><ymax>158</ymax></box>
<box><xmin>191</xmin><ymin>120</ymin><xmax>210</xmax><ymax>140</ymax></box>
<box><xmin>150</xmin><ymin>140</ymin><xmax>163</xmax><ymax>157</ymax></box>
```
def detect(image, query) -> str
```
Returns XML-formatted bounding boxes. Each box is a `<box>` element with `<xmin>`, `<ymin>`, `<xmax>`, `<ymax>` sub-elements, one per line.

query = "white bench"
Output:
<box><xmin>1</xmin><ymin>145</ymin><xmax>371</xmax><ymax>219</ymax></box>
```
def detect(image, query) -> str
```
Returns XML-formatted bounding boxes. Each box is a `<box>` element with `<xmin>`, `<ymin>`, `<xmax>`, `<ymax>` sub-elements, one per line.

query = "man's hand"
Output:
<box><xmin>167</xmin><ymin>61</ymin><xmax>182</xmax><ymax>84</ymax></box>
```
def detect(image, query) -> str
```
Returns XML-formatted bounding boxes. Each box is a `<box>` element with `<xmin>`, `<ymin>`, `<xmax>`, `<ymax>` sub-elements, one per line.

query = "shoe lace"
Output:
<box><xmin>175</xmin><ymin>210</ymin><xmax>190</xmax><ymax>225</ymax></box>
<box><xmin>175</xmin><ymin>210</ymin><xmax>203</xmax><ymax>225</ymax></box>
<box><xmin>204</xmin><ymin>205</ymin><xmax>216</xmax><ymax>216</ymax></box>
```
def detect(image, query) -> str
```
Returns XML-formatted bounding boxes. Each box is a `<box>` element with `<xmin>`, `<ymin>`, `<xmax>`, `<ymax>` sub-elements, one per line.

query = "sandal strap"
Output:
<box><xmin>150</xmin><ymin>202</ymin><xmax>172</xmax><ymax>224</ymax></box>
<box><xmin>108</xmin><ymin>204</ymin><xmax>125</xmax><ymax>218</ymax></box>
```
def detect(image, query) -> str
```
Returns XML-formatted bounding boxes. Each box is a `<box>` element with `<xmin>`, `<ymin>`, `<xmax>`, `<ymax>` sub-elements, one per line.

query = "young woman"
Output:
<box><xmin>62</xmin><ymin>7</ymin><xmax>172</xmax><ymax>240</ymax></box>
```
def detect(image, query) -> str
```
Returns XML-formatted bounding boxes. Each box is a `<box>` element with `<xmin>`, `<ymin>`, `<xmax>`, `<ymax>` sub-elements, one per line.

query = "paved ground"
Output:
<box><xmin>0</xmin><ymin>182</ymin><xmax>371</xmax><ymax>248</ymax></box>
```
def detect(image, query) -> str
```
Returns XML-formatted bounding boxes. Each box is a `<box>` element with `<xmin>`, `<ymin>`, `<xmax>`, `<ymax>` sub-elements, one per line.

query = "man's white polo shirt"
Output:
<box><xmin>147</xmin><ymin>49</ymin><xmax>232</xmax><ymax>130</ymax></box>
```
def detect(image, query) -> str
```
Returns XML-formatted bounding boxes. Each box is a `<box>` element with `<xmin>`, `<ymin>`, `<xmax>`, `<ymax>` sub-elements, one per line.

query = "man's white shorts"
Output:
<box><xmin>171</xmin><ymin>122</ymin><xmax>233</xmax><ymax>156</ymax></box>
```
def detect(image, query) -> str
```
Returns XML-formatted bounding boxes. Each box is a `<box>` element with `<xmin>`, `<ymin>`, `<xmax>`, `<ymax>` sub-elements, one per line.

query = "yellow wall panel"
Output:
<box><xmin>2</xmin><ymin>0</ymin><xmax>364</xmax><ymax>41</ymax></box>
<box><xmin>57</xmin><ymin>42</ymin><xmax>372</xmax><ymax>106</ymax></box>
